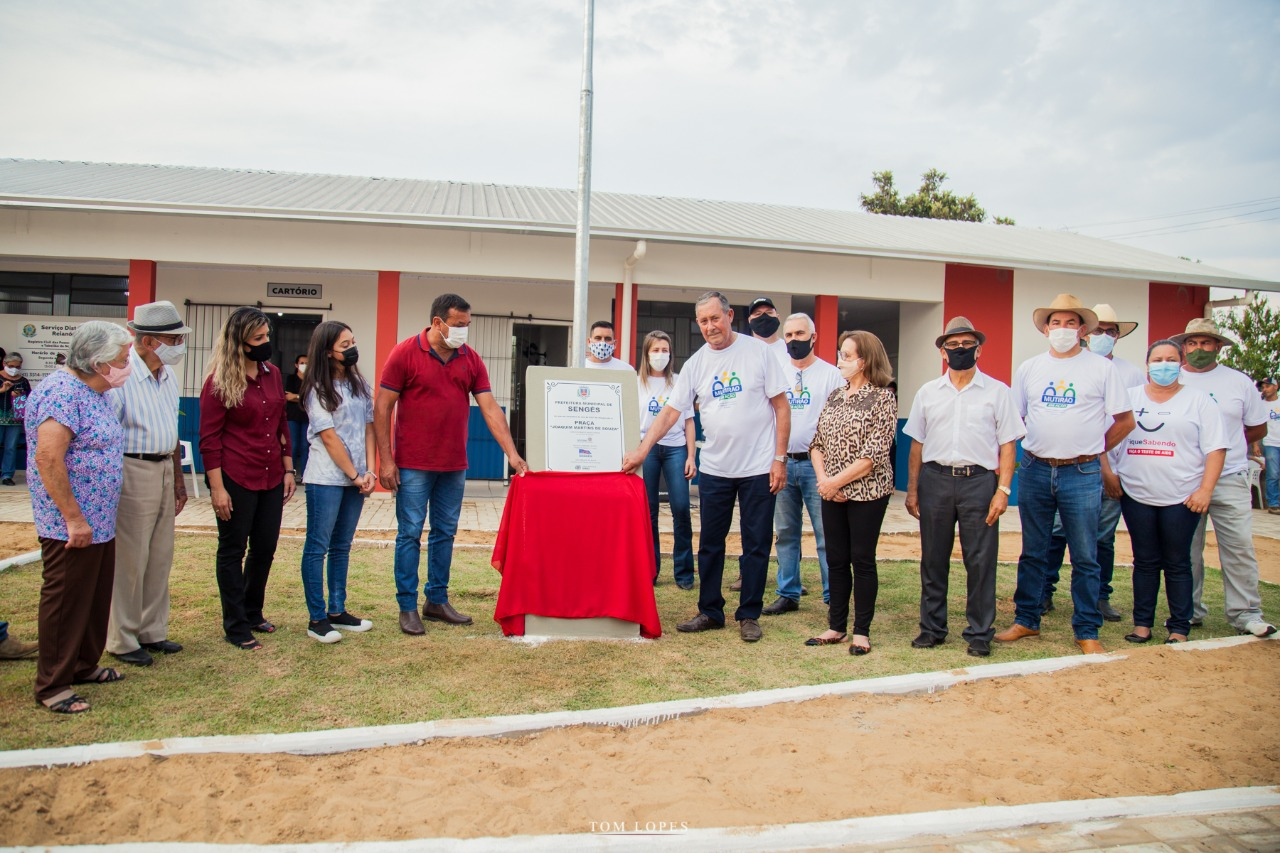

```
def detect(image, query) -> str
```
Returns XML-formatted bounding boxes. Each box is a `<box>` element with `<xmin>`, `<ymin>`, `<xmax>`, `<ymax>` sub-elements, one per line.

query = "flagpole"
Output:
<box><xmin>571</xmin><ymin>0</ymin><xmax>594</xmax><ymax>367</ymax></box>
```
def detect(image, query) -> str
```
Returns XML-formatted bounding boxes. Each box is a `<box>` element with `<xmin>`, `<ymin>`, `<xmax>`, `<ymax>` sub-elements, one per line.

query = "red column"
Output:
<box><xmin>813</xmin><ymin>294</ymin><xmax>838</xmax><ymax>363</ymax></box>
<box><xmin>374</xmin><ymin>271</ymin><xmax>400</xmax><ymax>492</ymax></box>
<box><xmin>127</xmin><ymin>260</ymin><xmax>157</xmax><ymax>320</ymax></box>
<box><xmin>1147</xmin><ymin>282</ymin><xmax>1209</xmax><ymax>345</ymax></box>
<box><xmin>943</xmin><ymin>264</ymin><xmax>1014</xmax><ymax>384</ymax></box>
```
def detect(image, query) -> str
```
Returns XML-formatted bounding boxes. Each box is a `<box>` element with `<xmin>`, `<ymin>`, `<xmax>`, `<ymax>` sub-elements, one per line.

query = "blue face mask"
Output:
<box><xmin>1148</xmin><ymin>362</ymin><xmax>1181</xmax><ymax>387</ymax></box>
<box><xmin>1087</xmin><ymin>333</ymin><xmax>1116</xmax><ymax>357</ymax></box>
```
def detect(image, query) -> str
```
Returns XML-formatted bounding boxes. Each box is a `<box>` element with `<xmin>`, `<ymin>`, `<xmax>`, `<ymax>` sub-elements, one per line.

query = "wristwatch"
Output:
<box><xmin>997</xmin><ymin>485</ymin><xmax>1012</xmax><ymax>496</ymax></box>
<box><xmin>774</xmin><ymin>455</ymin><xmax>786</xmax><ymax>463</ymax></box>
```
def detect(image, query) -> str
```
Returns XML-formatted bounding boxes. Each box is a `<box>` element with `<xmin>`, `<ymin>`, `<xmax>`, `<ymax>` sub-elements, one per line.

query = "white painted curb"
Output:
<box><xmin>3</xmin><ymin>786</ymin><xmax>1277</xmax><ymax>852</ymax></box>
<box><xmin>0</xmin><ymin>548</ymin><xmax>40</xmax><ymax>573</ymax></box>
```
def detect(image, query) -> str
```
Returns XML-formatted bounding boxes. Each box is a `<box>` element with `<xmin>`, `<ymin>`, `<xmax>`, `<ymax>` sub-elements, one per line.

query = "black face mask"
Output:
<box><xmin>749</xmin><ymin>315</ymin><xmax>780</xmax><ymax>338</ymax></box>
<box><xmin>786</xmin><ymin>338</ymin><xmax>813</xmax><ymax>360</ymax></box>
<box><xmin>244</xmin><ymin>341</ymin><xmax>273</xmax><ymax>363</ymax></box>
<box><xmin>945</xmin><ymin>345</ymin><xmax>978</xmax><ymax>371</ymax></box>
<box><xmin>336</xmin><ymin>345</ymin><xmax>359</xmax><ymax>366</ymax></box>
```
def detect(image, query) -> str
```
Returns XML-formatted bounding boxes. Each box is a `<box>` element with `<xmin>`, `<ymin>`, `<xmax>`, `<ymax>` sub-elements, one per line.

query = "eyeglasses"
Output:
<box><xmin>1091</xmin><ymin>328</ymin><xmax>1120</xmax><ymax>338</ymax></box>
<box><xmin>942</xmin><ymin>342</ymin><xmax>978</xmax><ymax>351</ymax></box>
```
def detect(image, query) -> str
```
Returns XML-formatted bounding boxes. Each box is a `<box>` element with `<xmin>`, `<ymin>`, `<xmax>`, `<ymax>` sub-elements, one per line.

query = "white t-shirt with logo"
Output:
<box><xmin>1109</xmin><ymin>355</ymin><xmax>1146</xmax><ymax>389</ymax></box>
<box><xmin>584</xmin><ymin>357</ymin><xmax>634</xmax><ymax>371</ymax></box>
<box><xmin>1261</xmin><ymin>397</ymin><xmax>1280</xmax><ymax>448</ymax></box>
<box><xmin>667</xmin><ymin>333</ymin><xmax>790</xmax><ymax>478</ymax></box>
<box><xmin>780</xmin><ymin>357</ymin><xmax>844</xmax><ymax>453</ymax></box>
<box><xmin>1013</xmin><ymin>349</ymin><xmax>1132</xmax><ymax>458</ymax></box>
<box><xmin>639</xmin><ymin>374</ymin><xmax>691</xmax><ymax>448</ymax></box>
<box><xmin>1177</xmin><ymin>364</ymin><xmax>1268</xmax><ymax>475</ymax></box>
<box><xmin>1115</xmin><ymin>385</ymin><xmax>1230</xmax><ymax>506</ymax></box>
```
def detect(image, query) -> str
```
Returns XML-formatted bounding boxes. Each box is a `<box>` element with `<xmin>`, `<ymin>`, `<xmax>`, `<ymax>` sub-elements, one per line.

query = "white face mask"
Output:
<box><xmin>296</xmin><ymin>363</ymin><xmax>306</xmax><ymax>374</ymax></box>
<box><xmin>648</xmin><ymin>351</ymin><xmax>670</xmax><ymax>371</ymax></box>
<box><xmin>444</xmin><ymin>323</ymin><xmax>468</xmax><ymax>349</ymax></box>
<box><xmin>154</xmin><ymin>342</ymin><xmax>187</xmax><ymax>365</ymax></box>
<box><xmin>3</xmin><ymin>366</ymin><xmax>18</xmax><ymax>377</ymax></box>
<box><xmin>1047</xmin><ymin>328</ymin><xmax>1080</xmax><ymax>353</ymax></box>
<box><xmin>1087</xmin><ymin>333</ymin><xmax>1115</xmax><ymax>357</ymax></box>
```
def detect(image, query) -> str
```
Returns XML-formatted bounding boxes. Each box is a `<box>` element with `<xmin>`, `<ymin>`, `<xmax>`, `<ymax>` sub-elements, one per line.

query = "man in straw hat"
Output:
<box><xmin>1172</xmin><ymin>317</ymin><xmax>1275</xmax><ymax>637</ymax></box>
<box><xmin>996</xmin><ymin>294</ymin><xmax>1134</xmax><ymax>655</ymax></box>
<box><xmin>1041</xmin><ymin>304</ymin><xmax>1145</xmax><ymax>622</ymax></box>
<box><xmin>904</xmin><ymin>317</ymin><xmax>1024</xmax><ymax>657</ymax></box>
<box><xmin>106</xmin><ymin>301</ymin><xmax>191</xmax><ymax>666</ymax></box>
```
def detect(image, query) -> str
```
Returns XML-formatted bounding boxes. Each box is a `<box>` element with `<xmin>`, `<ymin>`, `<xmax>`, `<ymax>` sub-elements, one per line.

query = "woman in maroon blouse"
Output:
<box><xmin>199</xmin><ymin>307</ymin><xmax>296</xmax><ymax>650</ymax></box>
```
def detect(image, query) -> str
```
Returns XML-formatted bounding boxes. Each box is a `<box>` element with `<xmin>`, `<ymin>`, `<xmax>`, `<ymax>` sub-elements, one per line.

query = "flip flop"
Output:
<box><xmin>73</xmin><ymin>667</ymin><xmax>125</xmax><ymax>685</ymax></box>
<box><xmin>251</xmin><ymin>621</ymin><xmax>276</xmax><ymax>634</ymax></box>
<box><xmin>227</xmin><ymin>637</ymin><xmax>263</xmax><ymax>651</ymax></box>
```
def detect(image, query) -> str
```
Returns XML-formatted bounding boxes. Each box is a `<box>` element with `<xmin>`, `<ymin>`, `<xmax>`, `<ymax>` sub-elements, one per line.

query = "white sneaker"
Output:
<box><xmin>329</xmin><ymin>611</ymin><xmax>373</xmax><ymax>632</ymax></box>
<box><xmin>307</xmin><ymin>619</ymin><xmax>343</xmax><ymax>643</ymax></box>
<box><xmin>1243</xmin><ymin>621</ymin><xmax>1278</xmax><ymax>638</ymax></box>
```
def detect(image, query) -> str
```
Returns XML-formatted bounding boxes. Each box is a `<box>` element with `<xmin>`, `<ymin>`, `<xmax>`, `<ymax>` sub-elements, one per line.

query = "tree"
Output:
<box><xmin>859</xmin><ymin>168</ymin><xmax>1015</xmax><ymax>225</ymax></box>
<box><xmin>1216</xmin><ymin>293</ymin><xmax>1280</xmax><ymax>380</ymax></box>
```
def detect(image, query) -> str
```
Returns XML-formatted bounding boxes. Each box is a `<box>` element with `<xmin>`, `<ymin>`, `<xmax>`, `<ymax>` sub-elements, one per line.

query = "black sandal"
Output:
<box><xmin>226</xmin><ymin>636</ymin><xmax>263</xmax><ymax>651</ymax></box>
<box><xmin>73</xmin><ymin>667</ymin><xmax>125</xmax><ymax>685</ymax></box>
<box><xmin>42</xmin><ymin>693</ymin><xmax>90</xmax><ymax>714</ymax></box>
<box><xmin>251</xmin><ymin>621</ymin><xmax>276</xmax><ymax>634</ymax></box>
<box><xmin>804</xmin><ymin>633</ymin><xmax>847</xmax><ymax>646</ymax></box>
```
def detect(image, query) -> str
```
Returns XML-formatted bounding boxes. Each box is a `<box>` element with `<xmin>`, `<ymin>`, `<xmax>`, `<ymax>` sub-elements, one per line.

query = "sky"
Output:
<box><xmin>2</xmin><ymin>0</ymin><xmax>1279</xmax><ymax>283</ymax></box>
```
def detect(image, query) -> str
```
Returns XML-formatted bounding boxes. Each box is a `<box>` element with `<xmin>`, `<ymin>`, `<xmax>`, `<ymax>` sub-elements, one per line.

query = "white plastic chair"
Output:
<box><xmin>179</xmin><ymin>440</ymin><xmax>200</xmax><ymax>498</ymax></box>
<box><xmin>1248</xmin><ymin>458</ymin><xmax>1263</xmax><ymax>509</ymax></box>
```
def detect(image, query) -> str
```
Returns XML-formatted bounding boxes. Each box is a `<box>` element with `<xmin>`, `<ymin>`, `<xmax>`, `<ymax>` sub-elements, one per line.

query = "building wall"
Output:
<box><xmin>1011</xmin><ymin>270</ymin><xmax>1150</xmax><ymax>369</ymax></box>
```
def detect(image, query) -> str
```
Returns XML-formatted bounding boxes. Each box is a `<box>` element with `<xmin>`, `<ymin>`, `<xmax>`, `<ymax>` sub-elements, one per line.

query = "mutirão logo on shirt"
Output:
<box><xmin>647</xmin><ymin>394</ymin><xmax>668</xmax><ymax>414</ymax></box>
<box><xmin>711</xmin><ymin>371</ymin><xmax>743</xmax><ymax>399</ymax></box>
<box><xmin>1041</xmin><ymin>380</ymin><xmax>1077</xmax><ymax>408</ymax></box>
<box><xmin>1270</xmin><ymin>409</ymin><xmax>1280</xmax><ymax>421</ymax></box>
<box><xmin>786</xmin><ymin>385</ymin><xmax>812</xmax><ymax>410</ymax></box>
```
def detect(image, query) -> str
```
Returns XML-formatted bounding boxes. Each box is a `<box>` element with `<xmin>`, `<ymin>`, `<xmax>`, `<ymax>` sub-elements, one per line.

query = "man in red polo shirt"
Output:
<box><xmin>376</xmin><ymin>293</ymin><xmax>529</xmax><ymax>635</ymax></box>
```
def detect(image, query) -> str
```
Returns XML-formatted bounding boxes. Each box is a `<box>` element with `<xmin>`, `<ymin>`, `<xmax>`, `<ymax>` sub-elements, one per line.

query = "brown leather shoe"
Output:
<box><xmin>1075</xmin><ymin>639</ymin><xmax>1106</xmax><ymax>655</ymax></box>
<box><xmin>994</xmin><ymin>624</ymin><xmax>1040</xmax><ymax>642</ymax></box>
<box><xmin>399</xmin><ymin>610</ymin><xmax>426</xmax><ymax>635</ymax></box>
<box><xmin>0</xmin><ymin>636</ymin><xmax>38</xmax><ymax>659</ymax></box>
<box><xmin>729</xmin><ymin>575</ymin><xmax>742</xmax><ymax>591</ymax></box>
<box><xmin>422</xmin><ymin>601</ymin><xmax>473</xmax><ymax>625</ymax></box>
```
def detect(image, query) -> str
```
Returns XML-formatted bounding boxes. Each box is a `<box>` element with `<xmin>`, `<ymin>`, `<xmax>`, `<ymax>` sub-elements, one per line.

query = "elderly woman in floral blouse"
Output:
<box><xmin>806</xmin><ymin>330</ymin><xmax>899</xmax><ymax>655</ymax></box>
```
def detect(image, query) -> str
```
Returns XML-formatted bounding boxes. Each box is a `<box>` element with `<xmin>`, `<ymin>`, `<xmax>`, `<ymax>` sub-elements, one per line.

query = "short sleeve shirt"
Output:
<box><xmin>782</xmin><ymin>357</ymin><xmax>845</xmax><ymax>453</ymax></box>
<box><xmin>1177</xmin><ymin>364</ymin><xmax>1269</xmax><ymax>475</ymax></box>
<box><xmin>584</xmin><ymin>358</ymin><xmax>634</xmax><ymax>371</ymax></box>
<box><xmin>380</xmin><ymin>333</ymin><xmax>491</xmax><ymax>472</ymax></box>
<box><xmin>639</xmin><ymin>374</ymin><xmax>691</xmax><ymax>447</ymax></box>
<box><xmin>904</xmin><ymin>370</ymin><xmax>1025</xmax><ymax>471</ymax></box>
<box><xmin>1115</xmin><ymin>385</ymin><xmax>1230</xmax><ymax>505</ymax></box>
<box><xmin>304</xmin><ymin>381</ymin><xmax>375</xmax><ymax>486</ymax></box>
<box><xmin>25</xmin><ymin>370</ymin><xmax>124</xmax><ymax>543</ymax></box>
<box><xmin>1012</xmin><ymin>350</ymin><xmax>1131</xmax><ymax>458</ymax></box>
<box><xmin>1264</xmin><ymin>398</ymin><xmax>1280</xmax><ymax>448</ymax></box>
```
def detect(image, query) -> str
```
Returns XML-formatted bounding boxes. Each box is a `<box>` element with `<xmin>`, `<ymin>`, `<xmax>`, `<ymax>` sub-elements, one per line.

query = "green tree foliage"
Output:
<box><xmin>860</xmin><ymin>169</ymin><xmax>1015</xmax><ymax>225</ymax></box>
<box><xmin>1217</xmin><ymin>294</ymin><xmax>1280</xmax><ymax>380</ymax></box>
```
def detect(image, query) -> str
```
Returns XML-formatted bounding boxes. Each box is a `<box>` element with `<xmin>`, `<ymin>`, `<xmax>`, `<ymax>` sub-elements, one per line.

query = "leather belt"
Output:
<box><xmin>787</xmin><ymin>452</ymin><xmax>810</xmax><ymax>462</ymax></box>
<box><xmin>925</xmin><ymin>461</ymin><xmax>989</xmax><ymax>477</ymax></box>
<box><xmin>1023</xmin><ymin>451</ymin><xmax>1098</xmax><ymax>468</ymax></box>
<box><xmin>124</xmin><ymin>452</ymin><xmax>174</xmax><ymax>463</ymax></box>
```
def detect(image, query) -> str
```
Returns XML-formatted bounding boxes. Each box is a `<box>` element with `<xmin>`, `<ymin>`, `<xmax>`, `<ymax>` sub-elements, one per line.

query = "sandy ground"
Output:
<box><xmin>0</xmin><ymin>521</ymin><xmax>38</xmax><ymax>560</ymax></box>
<box><xmin>2</xmin><ymin>640</ymin><xmax>1276</xmax><ymax>846</ymax></box>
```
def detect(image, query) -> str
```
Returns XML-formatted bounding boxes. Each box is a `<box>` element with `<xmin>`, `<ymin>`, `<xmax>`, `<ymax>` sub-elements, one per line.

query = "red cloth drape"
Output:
<box><xmin>491</xmin><ymin>471</ymin><xmax>661</xmax><ymax>639</ymax></box>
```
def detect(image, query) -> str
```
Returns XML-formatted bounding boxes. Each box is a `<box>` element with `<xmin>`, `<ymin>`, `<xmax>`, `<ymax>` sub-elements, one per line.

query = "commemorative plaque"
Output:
<box><xmin>524</xmin><ymin>366</ymin><xmax>640</xmax><ymax>472</ymax></box>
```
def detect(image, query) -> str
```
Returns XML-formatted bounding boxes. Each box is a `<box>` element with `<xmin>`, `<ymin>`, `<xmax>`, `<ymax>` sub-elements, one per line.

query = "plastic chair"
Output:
<box><xmin>1248</xmin><ymin>458</ymin><xmax>1263</xmax><ymax>509</ymax></box>
<box><xmin>179</xmin><ymin>440</ymin><xmax>200</xmax><ymax>499</ymax></box>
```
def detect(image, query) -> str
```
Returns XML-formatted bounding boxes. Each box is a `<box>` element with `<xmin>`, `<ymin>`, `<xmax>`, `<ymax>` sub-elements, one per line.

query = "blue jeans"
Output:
<box><xmin>1120</xmin><ymin>496</ymin><xmax>1197</xmax><ymax>636</ymax></box>
<box><xmin>394</xmin><ymin>468</ymin><xmax>466</xmax><ymax>611</ymax></box>
<box><xmin>1264</xmin><ymin>446</ymin><xmax>1280</xmax><ymax>509</ymax></box>
<box><xmin>773</xmin><ymin>457</ymin><xmax>829</xmax><ymax>603</ymax></box>
<box><xmin>1013</xmin><ymin>456</ymin><xmax>1104</xmax><ymax>640</ymax></box>
<box><xmin>0</xmin><ymin>423</ymin><xmax>22</xmax><ymax>479</ymax></box>
<box><xmin>300</xmin><ymin>483</ymin><xmax>366</xmax><ymax>621</ymax></box>
<box><xmin>696</xmin><ymin>472</ymin><xmax>776</xmax><ymax>624</ymax></box>
<box><xmin>1043</xmin><ymin>494</ymin><xmax>1122</xmax><ymax>601</ymax></box>
<box><xmin>0</xmin><ymin>620</ymin><xmax>7</xmax><ymax>643</ymax></box>
<box><xmin>642</xmin><ymin>444</ymin><xmax>694</xmax><ymax>586</ymax></box>
<box><xmin>288</xmin><ymin>420</ymin><xmax>310</xmax><ymax>479</ymax></box>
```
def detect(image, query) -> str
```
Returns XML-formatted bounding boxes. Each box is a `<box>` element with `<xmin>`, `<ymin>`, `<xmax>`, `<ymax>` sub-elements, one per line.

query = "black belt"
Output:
<box><xmin>787</xmin><ymin>452</ymin><xmax>810</xmax><ymax>462</ymax></box>
<box><xmin>124</xmin><ymin>452</ymin><xmax>173</xmax><ymax>462</ymax></box>
<box><xmin>925</xmin><ymin>461</ymin><xmax>990</xmax><ymax>477</ymax></box>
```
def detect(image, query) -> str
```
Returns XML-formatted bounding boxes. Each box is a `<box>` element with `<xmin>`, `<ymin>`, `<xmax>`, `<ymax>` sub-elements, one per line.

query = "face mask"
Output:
<box><xmin>589</xmin><ymin>341</ymin><xmax>615</xmax><ymax>361</ymax></box>
<box><xmin>786</xmin><ymin>338</ymin><xmax>813</xmax><ymax>360</ymax></box>
<box><xmin>154</xmin><ymin>342</ymin><xmax>186</xmax><ymax>365</ymax></box>
<box><xmin>244</xmin><ymin>341</ymin><xmax>273</xmax><ymax>363</ymax></box>
<box><xmin>296</xmin><ymin>363</ymin><xmax>306</xmax><ymax>375</ymax></box>
<box><xmin>3</xmin><ymin>367</ymin><xmax>18</xmax><ymax>377</ymax></box>
<box><xmin>838</xmin><ymin>356</ymin><xmax>863</xmax><ymax>381</ymax></box>
<box><xmin>945</xmin><ymin>345</ymin><xmax>978</xmax><ymax>371</ymax></box>
<box><xmin>1148</xmin><ymin>362</ymin><xmax>1181</xmax><ymax>387</ymax></box>
<box><xmin>443</xmin><ymin>324</ymin><xmax>468</xmax><ymax>349</ymax></box>
<box><xmin>101</xmin><ymin>362</ymin><xmax>132</xmax><ymax>389</ymax></box>
<box><xmin>1087</xmin><ymin>333</ymin><xmax>1116</xmax><ymax>357</ymax></box>
<box><xmin>749</xmin><ymin>315</ymin><xmax>780</xmax><ymax>338</ymax></box>
<box><xmin>648</xmin><ymin>351</ymin><xmax>670</xmax><ymax>371</ymax></box>
<box><xmin>1186</xmin><ymin>348</ymin><xmax>1217</xmax><ymax>369</ymax></box>
<box><xmin>336</xmin><ymin>346</ymin><xmax>359</xmax><ymax>366</ymax></box>
<box><xmin>1047</xmin><ymin>328</ymin><xmax>1079</xmax><ymax>353</ymax></box>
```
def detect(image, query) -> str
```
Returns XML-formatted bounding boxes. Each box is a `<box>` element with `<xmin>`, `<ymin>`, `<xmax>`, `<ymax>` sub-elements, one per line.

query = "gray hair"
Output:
<box><xmin>3</xmin><ymin>353</ymin><xmax>21</xmax><ymax>366</ymax></box>
<box><xmin>67</xmin><ymin>321</ymin><xmax>132</xmax><ymax>373</ymax></box>
<box><xmin>694</xmin><ymin>291</ymin><xmax>731</xmax><ymax>315</ymax></box>
<box><xmin>784</xmin><ymin>312</ymin><xmax>816</xmax><ymax>335</ymax></box>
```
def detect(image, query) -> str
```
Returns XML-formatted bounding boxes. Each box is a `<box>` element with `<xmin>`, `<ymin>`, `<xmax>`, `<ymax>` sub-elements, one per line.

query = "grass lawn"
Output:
<box><xmin>0</xmin><ymin>532</ymin><xmax>1273</xmax><ymax>751</ymax></box>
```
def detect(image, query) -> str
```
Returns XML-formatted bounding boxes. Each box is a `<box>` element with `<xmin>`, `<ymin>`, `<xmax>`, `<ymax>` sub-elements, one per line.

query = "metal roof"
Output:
<box><xmin>0</xmin><ymin>158</ymin><xmax>1272</xmax><ymax>289</ymax></box>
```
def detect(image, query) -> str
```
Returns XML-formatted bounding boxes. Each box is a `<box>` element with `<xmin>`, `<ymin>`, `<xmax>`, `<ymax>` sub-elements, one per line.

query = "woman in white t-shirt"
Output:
<box><xmin>637</xmin><ymin>331</ymin><xmax>697</xmax><ymax>589</ymax></box>
<box><xmin>1111</xmin><ymin>340</ymin><xmax>1229</xmax><ymax>644</ymax></box>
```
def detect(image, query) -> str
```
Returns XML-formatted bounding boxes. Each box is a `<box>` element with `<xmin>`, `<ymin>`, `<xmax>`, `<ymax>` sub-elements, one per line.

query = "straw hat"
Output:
<box><xmin>934</xmin><ymin>316</ymin><xmax>986</xmax><ymax>349</ymax></box>
<box><xmin>1091</xmin><ymin>304</ymin><xmax>1138</xmax><ymax>338</ymax></box>
<box><xmin>1170</xmin><ymin>317</ymin><xmax>1235</xmax><ymax>348</ymax></box>
<box><xmin>127</xmin><ymin>300</ymin><xmax>192</xmax><ymax>335</ymax></box>
<box><xmin>1031</xmin><ymin>294</ymin><xmax>1098</xmax><ymax>332</ymax></box>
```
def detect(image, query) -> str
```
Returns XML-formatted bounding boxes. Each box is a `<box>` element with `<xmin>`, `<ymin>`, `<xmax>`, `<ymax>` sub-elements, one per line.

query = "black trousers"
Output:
<box><xmin>917</xmin><ymin>465</ymin><xmax>998</xmax><ymax>643</ymax></box>
<box><xmin>696</xmin><ymin>472</ymin><xmax>776</xmax><ymax>623</ymax></box>
<box><xmin>215</xmin><ymin>474</ymin><xmax>284</xmax><ymax>643</ymax></box>
<box><xmin>822</xmin><ymin>493</ymin><xmax>890</xmax><ymax>636</ymax></box>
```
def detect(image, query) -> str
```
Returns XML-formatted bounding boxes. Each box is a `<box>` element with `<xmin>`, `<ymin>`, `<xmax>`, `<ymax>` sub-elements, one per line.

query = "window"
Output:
<box><xmin>0</xmin><ymin>272</ymin><xmax>128</xmax><ymax>317</ymax></box>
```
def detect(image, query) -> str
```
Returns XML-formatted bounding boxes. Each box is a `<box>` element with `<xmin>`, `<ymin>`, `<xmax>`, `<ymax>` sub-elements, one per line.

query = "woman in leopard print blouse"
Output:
<box><xmin>807</xmin><ymin>330</ymin><xmax>898</xmax><ymax>655</ymax></box>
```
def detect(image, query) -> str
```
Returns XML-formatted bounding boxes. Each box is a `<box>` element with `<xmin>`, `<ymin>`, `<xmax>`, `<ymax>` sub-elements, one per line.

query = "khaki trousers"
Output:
<box><xmin>106</xmin><ymin>456</ymin><xmax>176</xmax><ymax>654</ymax></box>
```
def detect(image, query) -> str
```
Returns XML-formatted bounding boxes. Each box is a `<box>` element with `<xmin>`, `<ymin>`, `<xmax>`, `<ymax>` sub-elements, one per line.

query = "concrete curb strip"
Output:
<box><xmin>0</xmin><ymin>548</ymin><xmax>41</xmax><ymax>573</ymax></box>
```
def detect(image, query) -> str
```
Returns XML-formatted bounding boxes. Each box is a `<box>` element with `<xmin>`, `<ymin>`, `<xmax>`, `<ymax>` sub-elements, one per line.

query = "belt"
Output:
<box><xmin>124</xmin><ymin>452</ymin><xmax>173</xmax><ymax>463</ymax></box>
<box><xmin>787</xmin><ymin>452</ymin><xmax>810</xmax><ymax>462</ymax></box>
<box><xmin>924</xmin><ymin>461</ymin><xmax>989</xmax><ymax>477</ymax></box>
<box><xmin>1024</xmin><ymin>451</ymin><xmax>1098</xmax><ymax>468</ymax></box>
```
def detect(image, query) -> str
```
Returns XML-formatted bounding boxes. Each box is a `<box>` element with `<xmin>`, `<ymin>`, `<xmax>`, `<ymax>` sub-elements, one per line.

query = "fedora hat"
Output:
<box><xmin>1032</xmin><ymin>293</ymin><xmax>1098</xmax><ymax>333</ymax></box>
<box><xmin>934</xmin><ymin>316</ymin><xmax>986</xmax><ymax>349</ymax></box>
<box><xmin>1091</xmin><ymin>304</ymin><xmax>1138</xmax><ymax>338</ymax></box>
<box><xmin>127</xmin><ymin>300</ymin><xmax>192</xmax><ymax>336</ymax></box>
<box><xmin>1170</xmin><ymin>317</ymin><xmax>1235</xmax><ymax>348</ymax></box>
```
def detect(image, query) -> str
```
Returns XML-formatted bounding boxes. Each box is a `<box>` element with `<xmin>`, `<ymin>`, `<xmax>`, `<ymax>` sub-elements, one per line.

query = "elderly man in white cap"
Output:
<box><xmin>1040</xmin><ymin>304</ymin><xmax>1145</xmax><ymax>621</ymax></box>
<box><xmin>1173</xmin><ymin>318</ymin><xmax>1275</xmax><ymax>637</ymax></box>
<box><xmin>106</xmin><ymin>301</ymin><xmax>190</xmax><ymax>666</ymax></box>
<box><xmin>996</xmin><ymin>294</ymin><xmax>1134</xmax><ymax>655</ymax></box>
<box><xmin>904</xmin><ymin>317</ymin><xmax>1024</xmax><ymax>658</ymax></box>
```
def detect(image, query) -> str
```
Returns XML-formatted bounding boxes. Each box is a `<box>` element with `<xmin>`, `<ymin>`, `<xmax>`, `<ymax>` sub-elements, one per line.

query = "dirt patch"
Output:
<box><xmin>0</xmin><ymin>522</ymin><xmax>39</xmax><ymax>561</ymax></box>
<box><xmin>2</xmin><ymin>641</ymin><xmax>1276</xmax><ymax>846</ymax></box>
